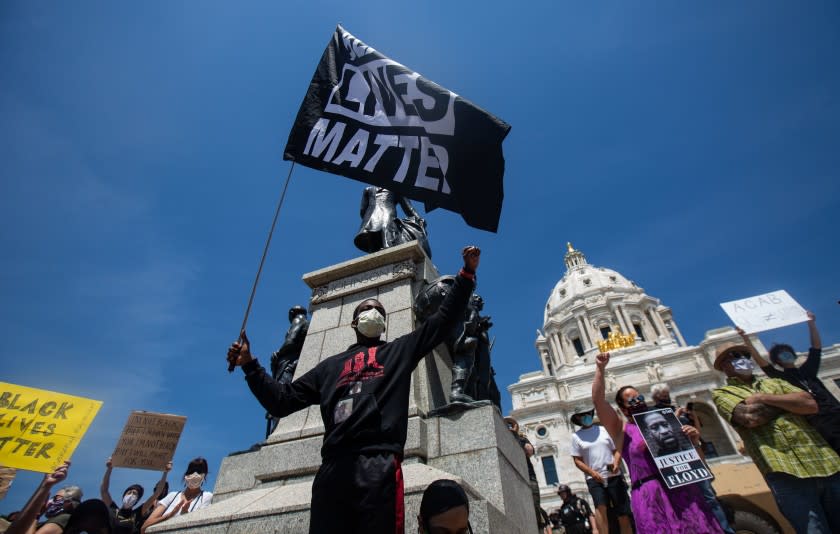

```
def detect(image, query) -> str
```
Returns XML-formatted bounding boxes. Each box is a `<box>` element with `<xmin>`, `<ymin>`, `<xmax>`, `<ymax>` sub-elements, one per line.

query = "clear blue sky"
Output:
<box><xmin>2</xmin><ymin>0</ymin><xmax>838</xmax><ymax>513</ymax></box>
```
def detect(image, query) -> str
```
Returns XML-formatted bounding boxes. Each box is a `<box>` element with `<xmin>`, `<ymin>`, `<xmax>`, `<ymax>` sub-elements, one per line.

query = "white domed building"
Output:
<box><xmin>507</xmin><ymin>243</ymin><xmax>840</xmax><ymax>514</ymax></box>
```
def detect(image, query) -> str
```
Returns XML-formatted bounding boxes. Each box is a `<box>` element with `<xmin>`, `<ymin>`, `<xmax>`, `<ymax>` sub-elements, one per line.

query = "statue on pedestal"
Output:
<box><xmin>266</xmin><ymin>305</ymin><xmax>309</xmax><ymax>437</ymax></box>
<box><xmin>466</xmin><ymin>294</ymin><xmax>499</xmax><ymax>409</ymax></box>
<box><xmin>414</xmin><ymin>278</ymin><xmax>497</xmax><ymax>408</ymax></box>
<box><xmin>354</xmin><ymin>186</ymin><xmax>432</xmax><ymax>259</ymax></box>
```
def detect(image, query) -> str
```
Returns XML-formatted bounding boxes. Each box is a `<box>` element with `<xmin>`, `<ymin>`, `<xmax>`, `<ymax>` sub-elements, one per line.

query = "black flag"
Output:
<box><xmin>284</xmin><ymin>25</ymin><xmax>511</xmax><ymax>232</ymax></box>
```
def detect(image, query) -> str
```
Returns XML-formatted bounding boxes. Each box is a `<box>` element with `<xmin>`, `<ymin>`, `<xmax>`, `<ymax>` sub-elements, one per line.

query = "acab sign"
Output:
<box><xmin>720</xmin><ymin>290</ymin><xmax>808</xmax><ymax>334</ymax></box>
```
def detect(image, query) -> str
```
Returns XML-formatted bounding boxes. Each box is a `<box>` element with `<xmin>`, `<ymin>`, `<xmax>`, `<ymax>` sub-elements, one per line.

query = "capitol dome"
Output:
<box><xmin>534</xmin><ymin>243</ymin><xmax>687</xmax><ymax>376</ymax></box>
<box><xmin>544</xmin><ymin>244</ymin><xmax>640</xmax><ymax>324</ymax></box>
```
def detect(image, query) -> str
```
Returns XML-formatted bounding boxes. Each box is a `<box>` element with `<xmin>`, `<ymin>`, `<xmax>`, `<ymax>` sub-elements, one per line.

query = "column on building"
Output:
<box><xmin>540</xmin><ymin>349</ymin><xmax>551</xmax><ymax>375</ymax></box>
<box><xmin>548</xmin><ymin>332</ymin><xmax>563</xmax><ymax>368</ymax></box>
<box><xmin>612</xmin><ymin>304</ymin><xmax>629</xmax><ymax>333</ymax></box>
<box><xmin>620</xmin><ymin>305</ymin><xmax>636</xmax><ymax>336</ymax></box>
<box><xmin>552</xmin><ymin>332</ymin><xmax>571</xmax><ymax>365</ymax></box>
<box><xmin>562</xmin><ymin>333</ymin><xmax>578</xmax><ymax>363</ymax></box>
<box><xmin>653</xmin><ymin>310</ymin><xmax>670</xmax><ymax>341</ymax></box>
<box><xmin>646</xmin><ymin>308</ymin><xmax>664</xmax><ymax>339</ymax></box>
<box><xmin>637</xmin><ymin>308</ymin><xmax>658</xmax><ymax>342</ymax></box>
<box><xmin>575</xmin><ymin>315</ymin><xmax>592</xmax><ymax>350</ymax></box>
<box><xmin>582</xmin><ymin>312</ymin><xmax>600</xmax><ymax>346</ymax></box>
<box><xmin>669</xmin><ymin>317</ymin><xmax>687</xmax><ymax>346</ymax></box>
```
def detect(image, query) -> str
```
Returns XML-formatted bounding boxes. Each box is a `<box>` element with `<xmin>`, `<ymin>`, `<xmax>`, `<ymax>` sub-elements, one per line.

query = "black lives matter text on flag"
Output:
<box><xmin>284</xmin><ymin>25</ymin><xmax>510</xmax><ymax>232</ymax></box>
<box><xmin>633</xmin><ymin>407</ymin><xmax>714</xmax><ymax>490</ymax></box>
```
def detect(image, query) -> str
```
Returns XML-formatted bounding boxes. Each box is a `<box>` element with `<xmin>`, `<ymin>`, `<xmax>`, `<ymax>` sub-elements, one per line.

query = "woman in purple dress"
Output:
<box><xmin>592</xmin><ymin>352</ymin><xmax>723</xmax><ymax>534</ymax></box>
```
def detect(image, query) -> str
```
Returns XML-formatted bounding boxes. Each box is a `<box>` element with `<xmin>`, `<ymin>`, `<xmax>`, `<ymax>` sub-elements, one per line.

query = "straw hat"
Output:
<box><xmin>713</xmin><ymin>342</ymin><xmax>753</xmax><ymax>371</ymax></box>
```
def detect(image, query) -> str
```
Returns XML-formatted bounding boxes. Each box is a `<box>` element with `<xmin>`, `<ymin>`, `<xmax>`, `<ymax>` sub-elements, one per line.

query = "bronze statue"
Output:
<box><xmin>414</xmin><ymin>276</ymin><xmax>479</xmax><ymax>404</ymax></box>
<box><xmin>266</xmin><ymin>305</ymin><xmax>310</xmax><ymax>437</ymax></box>
<box><xmin>466</xmin><ymin>294</ymin><xmax>499</xmax><ymax>408</ymax></box>
<box><xmin>354</xmin><ymin>186</ymin><xmax>432</xmax><ymax>258</ymax></box>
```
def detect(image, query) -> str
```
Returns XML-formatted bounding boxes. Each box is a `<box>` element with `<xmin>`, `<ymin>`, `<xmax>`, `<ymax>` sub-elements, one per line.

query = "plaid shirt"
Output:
<box><xmin>713</xmin><ymin>376</ymin><xmax>840</xmax><ymax>478</ymax></box>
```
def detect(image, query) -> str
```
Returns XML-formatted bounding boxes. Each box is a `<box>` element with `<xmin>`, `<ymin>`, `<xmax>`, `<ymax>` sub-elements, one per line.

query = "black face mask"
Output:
<box><xmin>626</xmin><ymin>402</ymin><xmax>649</xmax><ymax>416</ymax></box>
<box><xmin>654</xmin><ymin>397</ymin><xmax>672</xmax><ymax>409</ymax></box>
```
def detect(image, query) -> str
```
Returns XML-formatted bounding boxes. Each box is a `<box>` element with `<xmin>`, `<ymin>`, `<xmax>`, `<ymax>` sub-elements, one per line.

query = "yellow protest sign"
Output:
<box><xmin>0</xmin><ymin>382</ymin><xmax>102</xmax><ymax>473</ymax></box>
<box><xmin>111</xmin><ymin>411</ymin><xmax>186</xmax><ymax>470</ymax></box>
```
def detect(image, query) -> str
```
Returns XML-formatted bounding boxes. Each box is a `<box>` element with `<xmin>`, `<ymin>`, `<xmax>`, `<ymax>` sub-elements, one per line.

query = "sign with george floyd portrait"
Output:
<box><xmin>0</xmin><ymin>382</ymin><xmax>102</xmax><ymax>473</ymax></box>
<box><xmin>111</xmin><ymin>411</ymin><xmax>186</xmax><ymax>471</ymax></box>
<box><xmin>284</xmin><ymin>25</ymin><xmax>511</xmax><ymax>233</ymax></box>
<box><xmin>720</xmin><ymin>289</ymin><xmax>808</xmax><ymax>334</ymax></box>
<box><xmin>633</xmin><ymin>408</ymin><xmax>713</xmax><ymax>490</ymax></box>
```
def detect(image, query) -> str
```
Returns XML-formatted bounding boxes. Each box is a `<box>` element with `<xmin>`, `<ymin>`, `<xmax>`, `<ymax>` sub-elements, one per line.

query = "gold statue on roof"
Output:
<box><xmin>597</xmin><ymin>329</ymin><xmax>636</xmax><ymax>353</ymax></box>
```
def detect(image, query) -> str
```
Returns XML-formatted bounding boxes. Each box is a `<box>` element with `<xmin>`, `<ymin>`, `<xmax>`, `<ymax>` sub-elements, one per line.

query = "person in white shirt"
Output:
<box><xmin>140</xmin><ymin>457</ymin><xmax>213</xmax><ymax>534</ymax></box>
<box><xmin>570</xmin><ymin>408</ymin><xmax>632</xmax><ymax>534</ymax></box>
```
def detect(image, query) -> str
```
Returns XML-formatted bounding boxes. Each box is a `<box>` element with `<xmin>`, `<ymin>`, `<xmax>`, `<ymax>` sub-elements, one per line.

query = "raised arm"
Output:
<box><xmin>736</xmin><ymin>327</ymin><xmax>771</xmax><ymax>368</ymax></box>
<box><xmin>140</xmin><ymin>461</ymin><xmax>172</xmax><ymax>516</ymax></box>
<box><xmin>592</xmin><ymin>352</ymin><xmax>622</xmax><ymax>442</ymax></box>
<box><xmin>6</xmin><ymin>462</ymin><xmax>69</xmax><ymax>534</ymax></box>
<box><xmin>406</xmin><ymin>246</ymin><xmax>479</xmax><ymax>363</ymax></box>
<box><xmin>807</xmin><ymin>311</ymin><xmax>821</xmax><ymax>350</ymax></box>
<box><xmin>100</xmin><ymin>457</ymin><xmax>114</xmax><ymax>508</ymax></box>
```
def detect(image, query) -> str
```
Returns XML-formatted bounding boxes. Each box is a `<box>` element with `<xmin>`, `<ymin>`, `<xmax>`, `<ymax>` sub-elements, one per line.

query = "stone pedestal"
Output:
<box><xmin>150</xmin><ymin>242</ymin><xmax>536</xmax><ymax>534</ymax></box>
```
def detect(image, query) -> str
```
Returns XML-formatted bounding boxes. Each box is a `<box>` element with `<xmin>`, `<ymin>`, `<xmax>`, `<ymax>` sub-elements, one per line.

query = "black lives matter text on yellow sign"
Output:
<box><xmin>111</xmin><ymin>411</ymin><xmax>186</xmax><ymax>471</ymax></box>
<box><xmin>0</xmin><ymin>382</ymin><xmax>102</xmax><ymax>473</ymax></box>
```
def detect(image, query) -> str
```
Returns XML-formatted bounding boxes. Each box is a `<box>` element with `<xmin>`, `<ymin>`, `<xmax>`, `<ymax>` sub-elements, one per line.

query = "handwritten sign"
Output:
<box><xmin>0</xmin><ymin>382</ymin><xmax>102</xmax><ymax>473</ymax></box>
<box><xmin>720</xmin><ymin>290</ymin><xmax>808</xmax><ymax>334</ymax></box>
<box><xmin>111</xmin><ymin>411</ymin><xmax>186</xmax><ymax>470</ymax></box>
<box><xmin>633</xmin><ymin>408</ymin><xmax>713</xmax><ymax>489</ymax></box>
<box><xmin>0</xmin><ymin>466</ymin><xmax>15</xmax><ymax>500</ymax></box>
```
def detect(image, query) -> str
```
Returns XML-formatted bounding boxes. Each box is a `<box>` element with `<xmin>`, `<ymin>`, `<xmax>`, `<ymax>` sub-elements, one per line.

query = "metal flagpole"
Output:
<box><xmin>228</xmin><ymin>161</ymin><xmax>297</xmax><ymax>373</ymax></box>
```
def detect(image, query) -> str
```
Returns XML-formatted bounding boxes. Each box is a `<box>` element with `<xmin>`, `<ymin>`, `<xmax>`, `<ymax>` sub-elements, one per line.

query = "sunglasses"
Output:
<box><xmin>626</xmin><ymin>395</ymin><xmax>646</xmax><ymax>406</ymax></box>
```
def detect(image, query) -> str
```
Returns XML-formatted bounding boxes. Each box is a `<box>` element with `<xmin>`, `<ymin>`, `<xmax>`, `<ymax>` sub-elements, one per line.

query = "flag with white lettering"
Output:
<box><xmin>284</xmin><ymin>25</ymin><xmax>511</xmax><ymax>232</ymax></box>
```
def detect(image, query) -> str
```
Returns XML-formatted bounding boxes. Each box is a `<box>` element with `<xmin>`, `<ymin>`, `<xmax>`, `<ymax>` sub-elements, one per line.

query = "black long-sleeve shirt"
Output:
<box><xmin>242</xmin><ymin>270</ymin><xmax>475</xmax><ymax>460</ymax></box>
<box><xmin>760</xmin><ymin>347</ymin><xmax>840</xmax><ymax>414</ymax></box>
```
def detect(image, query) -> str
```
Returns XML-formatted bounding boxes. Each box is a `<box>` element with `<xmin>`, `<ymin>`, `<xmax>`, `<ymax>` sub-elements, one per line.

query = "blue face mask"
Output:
<box><xmin>777</xmin><ymin>351</ymin><xmax>796</xmax><ymax>364</ymax></box>
<box><xmin>580</xmin><ymin>415</ymin><xmax>594</xmax><ymax>426</ymax></box>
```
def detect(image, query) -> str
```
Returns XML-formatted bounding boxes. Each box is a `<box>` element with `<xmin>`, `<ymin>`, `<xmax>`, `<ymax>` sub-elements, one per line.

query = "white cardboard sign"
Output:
<box><xmin>719</xmin><ymin>290</ymin><xmax>808</xmax><ymax>334</ymax></box>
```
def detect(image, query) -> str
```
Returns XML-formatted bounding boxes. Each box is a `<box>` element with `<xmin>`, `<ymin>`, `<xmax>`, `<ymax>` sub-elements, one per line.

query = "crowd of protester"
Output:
<box><xmin>0</xmin><ymin>457</ymin><xmax>210</xmax><ymax>534</ymax></box>
<box><xmin>535</xmin><ymin>312</ymin><xmax>839</xmax><ymax>534</ymax></box>
<box><xmin>2</xmin><ymin>240</ymin><xmax>838</xmax><ymax>534</ymax></box>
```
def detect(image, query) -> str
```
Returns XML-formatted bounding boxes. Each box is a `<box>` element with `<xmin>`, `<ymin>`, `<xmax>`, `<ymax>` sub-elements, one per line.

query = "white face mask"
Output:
<box><xmin>184</xmin><ymin>473</ymin><xmax>205</xmax><ymax>489</ymax></box>
<box><xmin>355</xmin><ymin>309</ymin><xmax>386</xmax><ymax>338</ymax></box>
<box><xmin>122</xmin><ymin>494</ymin><xmax>139</xmax><ymax>509</ymax></box>
<box><xmin>731</xmin><ymin>357</ymin><xmax>754</xmax><ymax>377</ymax></box>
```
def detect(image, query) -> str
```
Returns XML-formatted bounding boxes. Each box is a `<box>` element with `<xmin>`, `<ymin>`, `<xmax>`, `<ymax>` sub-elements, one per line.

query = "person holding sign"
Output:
<box><xmin>591</xmin><ymin>352</ymin><xmax>722</xmax><ymax>534</ymax></box>
<box><xmin>5</xmin><ymin>462</ymin><xmax>71</xmax><ymax>534</ymax></box>
<box><xmin>100</xmin><ymin>457</ymin><xmax>172</xmax><ymax>534</ymax></box>
<box><xmin>734</xmin><ymin>313</ymin><xmax>840</xmax><ymax>453</ymax></box>
<box><xmin>712</xmin><ymin>342</ymin><xmax>840</xmax><ymax>533</ymax></box>
<box><xmin>227</xmin><ymin>246</ymin><xmax>480</xmax><ymax>534</ymax></box>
